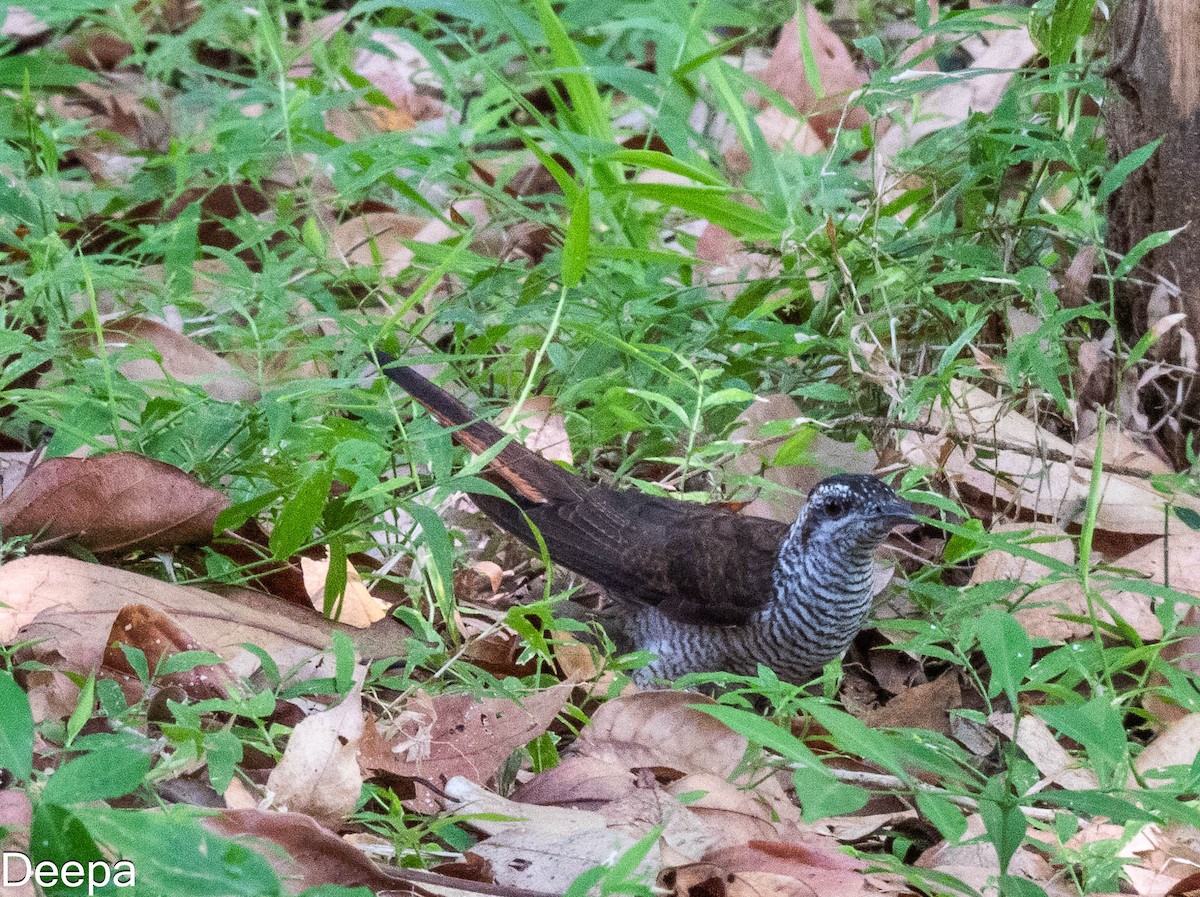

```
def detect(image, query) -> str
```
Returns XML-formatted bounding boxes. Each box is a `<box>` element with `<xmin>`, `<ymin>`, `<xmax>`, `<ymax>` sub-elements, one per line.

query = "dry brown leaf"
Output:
<box><xmin>301</xmin><ymin>553</ymin><xmax>391</xmax><ymax>628</ymax></box>
<box><xmin>105</xmin><ymin>316</ymin><xmax>259</xmax><ymax>402</ymax></box>
<box><xmin>901</xmin><ymin>381</ymin><xmax>1200</xmax><ymax>536</ymax></box>
<box><xmin>664</xmin><ymin>840</ymin><xmax>870</xmax><ymax>897</ymax></box>
<box><xmin>861</xmin><ymin>671</ymin><xmax>962</xmax><ymax>735</ymax></box>
<box><xmin>0</xmin><ymin>452</ymin><xmax>228</xmax><ymax>554</ymax></box>
<box><xmin>444</xmin><ymin>777</ymin><xmax>642</xmax><ymax>891</ymax></box>
<box><xmin>695</xmin><ymin>222</ymin><xmax>783</xmax><ymax>300</ymax></box>
<box><xmin>331</xmin><ymin>212</ymin><xmax>427</xmax><ymax>269</ymax></box>
<box><xmin>267</xmin><ymin>673</ymin><xmax>365</xmax><ymax>827</ymax></box>
<box><xmin>1123</xmin><ymin>824</ymin><xmax>1200</xmax><ymax>897</ymax></box>
<box><xmin>575</xmin><ymin>691</ymin><xmax>748</xmax><ymax>779</ymax></box>
<box><xmin>0</xmin><ymin>555</ymin><xmax>408</xmax><ymax>679</ymax></box>
<box><xmin>1061</xmin><ymin>244</ymin><xmax>1098</xmax><ymax>308</ymax></box>
<box><xmin>358</xmin><ymin>684</ymin><xmax>571</xmax><ymax>812</ymax></box>
<box><xmin>917</xmin><ymin>813</ymin><xmax>1075</xmax><ymax>897</ymax></box>
<box><xmin>1135</xmin><ymin>714</ymin><xmax>1200</xmax><ymax>785</ymax></box>
<box><xmin>759</xmin><ymin>5</ymin><xmax>869</xmax><ymax>145</ymax></box>
<box><xmin>208</xmin><ymin>808</ymin><xmax>443</xmax><ymax>893</ymax></box>
<box><xmin>1</xmin><ymin>6</ymin><xmax>47</xmax><ymax>39</ymax></box>
<box><xmin>549</xmin><ymin>691</ymin><xmax>805</xmax><ymax>847</ymax></box>
<box><xmin>102</xmin><ymin>603</ymin><xmax>236</xmax><ymax>702</ymax></box>
<box><xmin>989</xmin><ymin>712</ymin><xmax>1100</xmax><ymax>791</ymax></box>
<box><xmin>502</xmin><ymin>394</ymin><xmax>574</xmax><ymax>465</ymax></box>
<box><xmin>0</xmin><ymin>450</ymin><xmax>37</xmax><ymax>503</ymax></box>
<box><xmin>725</xmin><ymin>105</ymin><xmax>826</xmax><ymax>174</ymax></box>
<box><xmin>0</xmin><ymin>790</ymin><xmax>35</xmax><ymax>897</ymax></box>
<box><xmin>873</xmin><ymin>26</ymin><xmax>1038</xmax><ymax>195</ymax></box>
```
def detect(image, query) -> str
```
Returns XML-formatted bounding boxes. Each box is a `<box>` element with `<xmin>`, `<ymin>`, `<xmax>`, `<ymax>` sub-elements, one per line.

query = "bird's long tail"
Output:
<box><xmin>373</xmin><ymin>351</ymin><xmax>581</xmax><ymax>505</ymax></box>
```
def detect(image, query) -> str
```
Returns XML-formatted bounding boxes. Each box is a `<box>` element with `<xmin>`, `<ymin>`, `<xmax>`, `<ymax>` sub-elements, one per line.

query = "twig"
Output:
<box><xmin>825</xmin><ymin>766</ymin><xmax>1059</xmax><ymax>823</ymax></box>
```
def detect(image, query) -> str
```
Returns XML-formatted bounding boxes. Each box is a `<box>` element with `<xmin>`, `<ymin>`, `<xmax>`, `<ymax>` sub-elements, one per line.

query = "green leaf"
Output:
<box><xmin>1175</xmin><ymin>506</ymin><xmax>1200</xmax><ymax>530</ymax></box>
<box><xmin>157</xmin><ymin>651</ymin><xmax>225</xmax><ymax>677</ymax></box>
<box><xmin>916</xmin><ymin>792</ymin><xmax>968</xmax><ymax>842</ymax></box>
<box><xmin>28</xmin><ymin>803</ymin><xmax>109</xmax><ymax>897</ymax></box>
<box><xmin>332</xmin><ymin>630</ymin><xmax>356</xmax><ymax>695</ymax></box>
<box><xmin>206</xmin><ymin>728</ymin><xmax>243</xmax><ymax>794</ymax></box>
<box><xmin>1096</xmin><ymin>138</ymin><xmax>1162</xmax><ymax>203</ymax></box>
<box><xmin>1114</xmin><ymin>227</ymin><xmax>1185</xmax><ymax>279</ymax></box>
<box><xmin>270</xmin><ymin>464</ymin><xmax>332</xmax><ymax>560</ymax></box>
<box><xmin>791</xmin><ymin>765</ymin><xmax>869</xmax><ymax>821</ymax></box>
<box><xmin>64</xmin><ymin>671</ymin><xmax>94</xmax><ymax>748</ymax></box>
<box><xmin>42</xmin><ymin>747</ymin><xmax>151</xmax><ymax>806</ymax></box>
<box><xmin>562</xmin><ymin>184</ymin><xmax>590</xmax><ymax>287</ymax></box>
<box><xmin>773</xmin><ymin>427</ymin><xmax>816</xmax><ymax>467</ymax></box>
<box><xmin>973</xmin><ymin>610</ymin><xmax>1032</xmax><ymax>704</ymax></box>
<box><xmin>72</xmin><ymin>806</ymin><xmax>282</xmax><ymax>896</ymax></box>
<box><xmin>1036</xmin><ymin>696</ymin><xmax>1130</xmax><ymax>784</ymax></box>
<box><xmin>606</xmin><ymin>148</ymin><xmax>724</xmax><ymax>186</ymax></box>
<box><xmin>618</xmin><ymin>183</ymin><xmax>779</xmax><ymax>240</ymax></box>
<box><xmin>0</xmin><ymin>671</ymin><xmax>34</xmax><ymax>782</ymax></box>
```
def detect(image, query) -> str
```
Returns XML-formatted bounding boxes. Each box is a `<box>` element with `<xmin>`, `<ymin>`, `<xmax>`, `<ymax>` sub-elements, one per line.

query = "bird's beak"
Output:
<box><xmin>879</xmin><ymin>501</ymin><xmax>917</xmax><ymax>529</ymax></box>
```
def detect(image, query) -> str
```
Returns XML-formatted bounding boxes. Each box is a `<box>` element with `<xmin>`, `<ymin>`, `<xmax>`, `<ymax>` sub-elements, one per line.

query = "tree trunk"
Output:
<box><xmin>1107</xmin><ymin>0</ymin><xmax>1200</xmax><ymax>464</ymax></box>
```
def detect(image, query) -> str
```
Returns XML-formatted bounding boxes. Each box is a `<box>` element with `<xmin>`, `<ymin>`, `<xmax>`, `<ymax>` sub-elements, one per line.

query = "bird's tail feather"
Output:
<box><xmin>374</xmin><ymin>351</ymin><xmax>582</xmax><ymax>505</ymax></box>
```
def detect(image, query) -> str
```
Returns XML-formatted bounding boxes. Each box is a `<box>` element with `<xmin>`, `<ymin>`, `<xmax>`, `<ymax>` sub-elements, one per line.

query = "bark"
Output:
<box><xmin>1106</xmin><ymin>0</ymin><xmax>1200</xmax><ymax>463</ymax></box>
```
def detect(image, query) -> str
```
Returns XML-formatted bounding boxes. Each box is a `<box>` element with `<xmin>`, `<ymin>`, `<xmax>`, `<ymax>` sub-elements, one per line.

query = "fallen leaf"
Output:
<box><xmin>0</xmin><ymin>452</ymin><xmax>228</xmax><ymax>554</ymax></box>
<box><xmin>302</xmin><ymin>553</ymin><xmax>391</xmax><ymax>628</ymax></box>
<box><xmin>103</xmin><ymin>603</ymin><xmax>236</xmax><ymax>702</ymax></box>
<box><xmin>664</xmin><ymin>840</ymin><xmax>870</xmax><ymax>897</ymax></box>
<box><xmin>901</xmin><ymin>381</ymin><xmax>1200</xmax><ymax>536</ymax></box>
<box><xmin>0</xmin><ymin>555</ymin><xmax>409</xmax><ymax>680</ymax></box>
<box><xmin>989</xmin><ymin>712</ymin><xmax>1100</xmax><ymax>791</ymax></box>
<box><xmin>444</xmin><ymin>776</ymin><xmax>642</xmax><ymax>891</ymax></box>
<box><xmin>759</xmin><ymin>5</ymin><xmax>869</xmax><ymax>145</ymax></box>
<box><xmin>358</xmin><ymin>684</ymin><xmax>571</xmax><ymax>812</ymax></box>
<box><xmin>267</xmin><ymin>672</ymin><xmax>365</xmax><ymax>827</ymax></box>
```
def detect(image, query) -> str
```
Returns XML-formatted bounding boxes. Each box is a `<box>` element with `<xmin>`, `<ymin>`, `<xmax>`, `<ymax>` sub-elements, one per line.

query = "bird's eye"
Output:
<box><xmin>823</xmin><ymin>499</ymin><xmax>848</xmax><ymax>519</ymax></box>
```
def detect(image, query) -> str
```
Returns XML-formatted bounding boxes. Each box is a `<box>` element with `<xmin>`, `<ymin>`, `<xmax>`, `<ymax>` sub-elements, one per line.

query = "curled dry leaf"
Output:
<box><xmin>358</xmin><ymin>684</ymin><xmax>572</xmax><ymax>813</ymax></box>
<box><xmin>267</xmin><ymin>672</ymin><xmax>366</xmax><ymax>827</ymax></box>
<box><xmin>105</xmin><ymin>316</ymin><xmax>259</xmax><ymax>402</ymax></box>
<box><xmin>103</xmin><ymin>603</ymin><xmax>236</xmax><ymax>702</ymax></box>
<box><xmin>0</xmin><ymin>555</ymin><xmax>409</xmax><ymax>680</ymax></box>
<box><xmin>301</xmin><ymin>553</ymin><xmax>391</xmax><ymax>628</ymax></box>
<box><xmin>208</xmin><ymin>808</ymin><xmax>413</xmax><ymax>893</ymax></box>
<box><xmin>0</xmin><ymin>452</ymin><xmax>228</xmax><ymax>554</ymax></box>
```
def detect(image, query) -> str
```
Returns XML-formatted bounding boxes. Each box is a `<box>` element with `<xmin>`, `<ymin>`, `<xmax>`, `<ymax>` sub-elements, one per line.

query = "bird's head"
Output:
<box><xmin>796</xmin><ymin>473</ymin><xmax>914</xmax><ymax>552</ymax></box>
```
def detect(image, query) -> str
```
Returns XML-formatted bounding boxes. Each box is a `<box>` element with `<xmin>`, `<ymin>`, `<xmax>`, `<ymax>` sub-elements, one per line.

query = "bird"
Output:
<box><xmin>375</xmin><ymin>353</ymin><xmax>915</xmax><ymax>687</ymax></box>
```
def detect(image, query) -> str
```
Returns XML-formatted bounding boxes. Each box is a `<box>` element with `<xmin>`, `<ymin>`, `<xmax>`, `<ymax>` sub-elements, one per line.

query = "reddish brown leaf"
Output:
<box><xmin>358</xmin><ymin>685</ymin><xmax>572</xmax><ymax>812</ymax></box>
<box><xmin>102</xmin><ymin>603</ymin><xmax>235</xmax><ymax>702</ymax></box>
<box><xmin>0</xmin><ymin>452</ymin><xmax>229</xmax><ymax>554</ymax></box>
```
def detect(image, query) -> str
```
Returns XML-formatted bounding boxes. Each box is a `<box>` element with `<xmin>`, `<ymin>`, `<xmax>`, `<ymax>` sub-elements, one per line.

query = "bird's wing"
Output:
<box><xmin>377</xmin><ymin>354</ymin><xmax>787</xmax><ymax>626</ymax></box>
<box><xmin>477</xmin><ymin>487</ymin><xmax>788</xmax><ymax>625</ymax></box>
